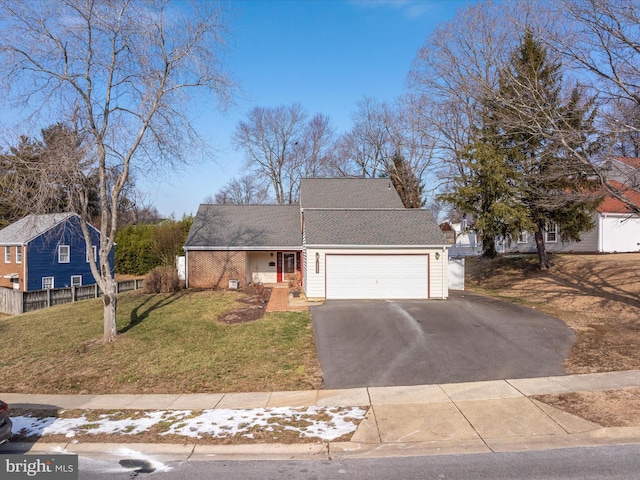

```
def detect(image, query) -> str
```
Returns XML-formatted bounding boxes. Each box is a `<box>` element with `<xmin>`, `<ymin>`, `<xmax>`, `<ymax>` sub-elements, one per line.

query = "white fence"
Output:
<box><xmin>448</xmin><ymin>258</ymin><xmax>465</xmax><ymax>291</ymax></box>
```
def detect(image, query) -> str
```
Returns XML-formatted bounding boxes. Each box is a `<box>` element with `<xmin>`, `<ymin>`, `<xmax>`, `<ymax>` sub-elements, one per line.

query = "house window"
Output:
<box><xmin>16</xmin><ymin>246</ymin><xmax>22</xmax><ymax>264</ymax></box>
<box><xmin>517</xmin><ymin>232</ymin><xmax>528</xmax><ymax>244</ymax></box>
<box><xmin>4</xmin><ymin>246</ymin><xmax>10</xmax><ymax>263</ymax></box>
<box><xmin>58</xmin><ymin>245</ymin><xmax>70</xmax><ymax>263</ymax></box>
<box><xmin>546</xmin><ymin>223</ymin><xmax>558</xmax><ymax>243</ymax></box>
<box><xmin>71</xmin><ymin>275</ymin><xmax>82</xmax><ymax>287</ymax></box>
<box><xmin>42</xmin><ymin>276</ymin><xmax>54</xmax><ymax>289</ymax></box>
<box><xmin>86</xmin><ymin>245</ymin><xmax>97</xmax><ymax>263</ymax></box>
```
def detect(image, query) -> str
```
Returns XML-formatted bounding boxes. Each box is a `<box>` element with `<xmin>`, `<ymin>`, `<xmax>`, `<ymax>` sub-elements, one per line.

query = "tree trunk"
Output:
<box><xmin>533</xmin><ymin>229</ymin><xmax>551</xmax><ymax>269</ymax></box>
<box><xmin>102</xmin><ymin>278</ymin><xmax>118</xmax><ymax>343</ymax></box>
<box><xmin>481</xmin><ymin>234</ymin><xmax>498</xmax><ymax>258</ymax></box>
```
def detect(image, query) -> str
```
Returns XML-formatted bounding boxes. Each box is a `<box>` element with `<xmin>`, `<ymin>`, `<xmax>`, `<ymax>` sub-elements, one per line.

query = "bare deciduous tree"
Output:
<box><xmin>232</xmin><ymin>103</ymin><xmax>306</xmax><ymax>204</ymax></box>
<box><xmin>382</xmin><ymin>95</ymin><xmax>437</xmax><ymax>208</ymax></box>
<box><xmin>408</xmin><ymin>1</ymin><xmax>523</xmax><ymax>184</ymax></box>
<box><xmin>206</xmin><ymin>174</ymin><xmax>271</xmax><ymax>204</ymax></box>
<box><xmin>330</xmin><ymin>96</ymin><xmax>436</xmax><ymax>208</ymax></box>
<box><xmin>0</xmin><ymin>0</ymin><xmax>234</xmax><ymax>342</ymax></box>
<box><xmin>333</xmin><ymin>97</ymin><xmax>389</xmax><ymax>178</ymax></box>
<box><xmin>232</xmin><ymin>104</ymin><xmax>335</xmax><ymax>203</ymax></box>
<box><xmin>541</xmin><ymin>0</ymin><xmax>640</xmax><ymax>214</ymax></box>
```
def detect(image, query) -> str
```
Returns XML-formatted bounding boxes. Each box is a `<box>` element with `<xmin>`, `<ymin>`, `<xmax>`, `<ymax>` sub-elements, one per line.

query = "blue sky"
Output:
<box><xmin>144</xmin><ymin>0</ymin><xmax>479</xmax><ymax>217</ymax></box>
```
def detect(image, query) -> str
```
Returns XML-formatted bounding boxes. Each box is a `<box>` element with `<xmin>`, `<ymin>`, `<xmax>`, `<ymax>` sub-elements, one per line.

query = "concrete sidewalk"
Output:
<box><xmin>3</xmin><ymin>370</ymin><xmax>640</xmax><ymax>460</ymax></box>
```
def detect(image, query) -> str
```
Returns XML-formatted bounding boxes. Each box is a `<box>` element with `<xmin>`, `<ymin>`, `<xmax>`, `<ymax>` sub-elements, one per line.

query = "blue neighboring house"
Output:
<box><xmin>0</xmin><ymin>213</ymin><xmax>114</xmax><ymax>292</ymax></box>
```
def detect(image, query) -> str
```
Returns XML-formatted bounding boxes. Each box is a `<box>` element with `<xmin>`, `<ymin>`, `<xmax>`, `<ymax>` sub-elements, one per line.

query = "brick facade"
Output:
<box><xmin>0</xmin><ymin>245</ymin><xmax>26</xmax><ymax>291</ymax></box>
<box><xmin>187</xmin><ymin>250</ymin><xmax>248</xmax><ymax>289</ymax></box>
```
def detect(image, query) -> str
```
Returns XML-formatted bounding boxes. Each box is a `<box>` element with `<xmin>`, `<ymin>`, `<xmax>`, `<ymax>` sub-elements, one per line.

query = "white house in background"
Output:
<box><xmin>440</xmin><ymin>216</ymin><xmax>482</xmax><ymax>257</ymax></box>
<box><xmin>501</xmin><ymin>157</ymin><xmax>640</xmax><ymax>254</ymax></box>
<box><xmin>500</xmin><ymin>193</ymin><xmax>640</xmax><ymax>254</ymax></box>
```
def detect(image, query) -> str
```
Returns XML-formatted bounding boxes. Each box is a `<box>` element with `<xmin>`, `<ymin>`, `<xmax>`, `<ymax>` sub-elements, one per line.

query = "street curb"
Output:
<box><xmin>4</xmin><ymin>428</ymin><xmax>640</xmax><ymax>461</ymax></box>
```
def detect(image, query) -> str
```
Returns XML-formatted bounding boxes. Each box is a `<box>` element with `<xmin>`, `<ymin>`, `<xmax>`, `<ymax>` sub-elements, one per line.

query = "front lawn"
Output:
<box><xmin>0</xmin><ymin>290</ymin><xmax>322</xmax><ymax>394</ymax></box>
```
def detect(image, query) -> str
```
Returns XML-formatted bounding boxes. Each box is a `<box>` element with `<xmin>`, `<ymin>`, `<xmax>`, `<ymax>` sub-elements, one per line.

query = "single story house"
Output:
<box><xmin>184</xmin><ymin>178</ymin><xmax>449</xmax><ymax>300</ymax></box>
<box><xmin>500</xmin><ymin>181</ymin><xmax>640</xmax><ymax>254</ymax></box>
<box><xmin>0</xmin><ymin>212</ymin><xmax>113</xmax><ymax>291</ymax></box>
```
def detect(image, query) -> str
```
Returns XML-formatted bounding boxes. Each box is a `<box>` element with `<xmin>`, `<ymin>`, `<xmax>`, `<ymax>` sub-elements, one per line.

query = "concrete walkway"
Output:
<box><xmin>3</xmin><ymin>370</ymin><xmax>640</xmax><ymax>460</ymax></box>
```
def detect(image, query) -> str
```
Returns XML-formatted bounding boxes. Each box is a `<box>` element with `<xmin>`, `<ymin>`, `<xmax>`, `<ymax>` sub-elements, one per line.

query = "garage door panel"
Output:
<box><xmin>326</xmin><ymin>254</ymin><xmax>428</xmax><ymax>299</ymax></box>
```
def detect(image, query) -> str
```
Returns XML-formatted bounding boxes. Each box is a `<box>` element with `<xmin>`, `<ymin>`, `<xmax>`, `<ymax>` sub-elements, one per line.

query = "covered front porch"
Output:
<box><xmin>247</xmin><ymin>250</ymin><xmax>302</xmax><ymax>286</ymax></box>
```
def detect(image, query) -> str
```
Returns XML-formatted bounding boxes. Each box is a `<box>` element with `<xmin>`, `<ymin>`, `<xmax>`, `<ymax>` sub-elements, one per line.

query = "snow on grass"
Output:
<box><xmin>11</xmin><ymin>406</ymin><xmax>367</xmax><ymax>442</ymax></box>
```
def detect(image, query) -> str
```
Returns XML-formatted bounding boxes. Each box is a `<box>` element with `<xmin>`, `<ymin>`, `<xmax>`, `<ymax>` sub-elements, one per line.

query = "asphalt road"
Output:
<box><xmin>311</xmin><ymin>291</ymin><xmax>575</xmax><ymax>389</ymax></box>
<box><xmin>76</xmin><ymin>445</ymin><xmax>640</xmax><ymax>479</ymax></box>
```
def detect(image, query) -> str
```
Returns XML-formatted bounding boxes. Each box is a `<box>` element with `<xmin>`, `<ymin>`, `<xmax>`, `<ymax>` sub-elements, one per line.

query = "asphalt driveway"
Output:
<box><xmin>311</xmin><ymin>291</ymin><xmax>575</xmax><ymax>389</ymax></box>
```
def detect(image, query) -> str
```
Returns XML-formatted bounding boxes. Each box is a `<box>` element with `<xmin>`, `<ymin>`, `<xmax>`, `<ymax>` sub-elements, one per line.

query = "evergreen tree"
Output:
<box><xmin>441</xmin><ymin>30</ymin><xmax>601</xmax><ymax>266</ymax></box>
<box><xmin>439</xmin><ymin>115</ymin><xmax>528</xmax><ymax>258</ymax></box>
<box><xmin>493</xmin><ymin>30</ymin><xmax>601</xmax><ymax>268</ymax></box>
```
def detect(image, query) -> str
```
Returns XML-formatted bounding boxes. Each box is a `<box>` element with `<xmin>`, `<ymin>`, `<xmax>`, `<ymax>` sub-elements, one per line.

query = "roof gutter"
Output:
<box><xmin>303</xmin><ymin>244</ymin><xmax>451</xmax><ymax>249</ymax></box>
<box><xmin>183</xmin><ymin>245</ymin><xmax>303</xmax><ymax>251</ymax></box>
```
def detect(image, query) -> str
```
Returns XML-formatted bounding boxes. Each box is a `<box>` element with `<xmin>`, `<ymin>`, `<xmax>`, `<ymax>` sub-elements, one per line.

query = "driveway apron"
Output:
<box><xmin>311</xmin><ymin>291</ymin><xmax>575</xmax><ymax>390</ymax></box>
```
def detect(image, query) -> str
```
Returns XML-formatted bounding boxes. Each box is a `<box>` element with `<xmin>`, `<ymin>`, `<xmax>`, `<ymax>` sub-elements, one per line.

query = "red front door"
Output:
<box><xmin>276</xmin><ymin>251</ymin><xmax>301</xmax><ymax>284</ymax></box>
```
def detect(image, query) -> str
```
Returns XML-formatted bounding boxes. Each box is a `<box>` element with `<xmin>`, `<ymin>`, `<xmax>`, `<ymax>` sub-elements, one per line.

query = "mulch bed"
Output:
<box><xmin>218</xmin><ymin>286</ymin><xmax>272</xmax><ymax>324</ymax></box>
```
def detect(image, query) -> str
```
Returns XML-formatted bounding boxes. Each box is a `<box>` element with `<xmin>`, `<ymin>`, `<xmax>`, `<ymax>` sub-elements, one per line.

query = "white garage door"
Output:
<box><xmin>601</xmin><ymin>216</ymin><xmax>640</xmax><ymax>252</ymax></box>
<box><xmin>325</xmin><ymin>254</ymin><xmax>428</xmax><ymax>299</ymax></box>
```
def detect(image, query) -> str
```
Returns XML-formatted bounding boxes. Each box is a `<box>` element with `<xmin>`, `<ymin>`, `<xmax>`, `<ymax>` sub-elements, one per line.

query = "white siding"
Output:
<box><xmin>304</xmin><ymin>247</ymin><xmax>326</xmax><ymax>299</ymax></box>
<box><xmin>430</xmin><ymin>249</ymin><xmax>448</xmax><ymax>299</ymax></box>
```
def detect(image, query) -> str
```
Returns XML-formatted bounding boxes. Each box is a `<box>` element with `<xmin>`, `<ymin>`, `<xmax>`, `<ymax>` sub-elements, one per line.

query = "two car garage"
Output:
<box><xmin>323</xmin><ymin>253</ymin><xmax>433</xmax><ymax>300</ymax></box>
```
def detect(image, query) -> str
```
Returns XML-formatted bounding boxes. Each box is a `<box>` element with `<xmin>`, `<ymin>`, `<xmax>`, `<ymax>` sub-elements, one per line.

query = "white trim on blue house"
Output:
<box><xmin>58</xmin><ymin>245</ymin><xmax>70</xmax><ymax>263</ymax></box>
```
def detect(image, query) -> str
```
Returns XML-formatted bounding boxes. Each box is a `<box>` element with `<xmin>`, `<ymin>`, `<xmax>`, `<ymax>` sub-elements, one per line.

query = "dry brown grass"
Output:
<box><xmin>533</xmin><ymin>387</ymin><xmax>640</xmax><ymax>427</ymax></box>
<box><xmin>466</xmin><ymin>253</ymin><xmax>640</xmax><ymax>374</ymax></box>
<box><xmin>467</xmin><ymin>253</ymin><xmax>640</xmax><ymax>426</ymax></box>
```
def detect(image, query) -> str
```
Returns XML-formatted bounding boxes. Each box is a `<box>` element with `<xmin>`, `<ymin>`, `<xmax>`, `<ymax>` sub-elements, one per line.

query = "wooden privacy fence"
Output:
<box><xmin>0</xmin><ymin>279</ymin><xmax>144</xmax><ymax>315</ymax></box>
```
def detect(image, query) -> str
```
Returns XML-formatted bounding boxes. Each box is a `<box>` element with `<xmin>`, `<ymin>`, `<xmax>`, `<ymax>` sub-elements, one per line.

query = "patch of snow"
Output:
<box><xmin>11</xmin><ymin>406</ymin><xmax>367</xmax><ymax>442</ymax></box>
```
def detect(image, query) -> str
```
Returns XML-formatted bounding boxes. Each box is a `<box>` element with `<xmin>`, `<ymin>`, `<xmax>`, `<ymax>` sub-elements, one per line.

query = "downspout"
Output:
<box><xmin>23</xmin><ymin>243</ymin><xmax>27</xmax><ymax>292</ymax></box>
<box><xmin>185</xmin><ymin>249</ymin><xmax>189</xmax><ymax>288</ymax></box>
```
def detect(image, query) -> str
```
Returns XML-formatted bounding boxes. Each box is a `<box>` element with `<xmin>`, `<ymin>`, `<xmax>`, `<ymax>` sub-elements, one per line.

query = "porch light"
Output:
<box><xmin>315</xmin><ymin>252</ymin><xmax>320</xmax><ymax>274</ymax></box>
<box><xmin>435</xmin><ymin>252</ymin><xmax>440</xmax><ymax>260</ymax></box>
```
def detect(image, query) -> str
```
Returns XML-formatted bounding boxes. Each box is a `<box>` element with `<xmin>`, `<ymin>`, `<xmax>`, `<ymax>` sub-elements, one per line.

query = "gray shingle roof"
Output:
<box><xmin>185</xmin><ymin>204</ymin><xmax>301</xmax><ymax>249</ymax></box>
<box><xmin>0</xmin><ymin>213</ymin><xmax>76</xmax><ymax>245</ymax></box>
<box><xmin>303</xmin><ymin>209</ymin><xmax>447</xmax><ymax>246</ymax></box>
<box><xmin>300</xmin><ymin>178</ymin><xmax>404</xmax><ymax>209</ymax></box>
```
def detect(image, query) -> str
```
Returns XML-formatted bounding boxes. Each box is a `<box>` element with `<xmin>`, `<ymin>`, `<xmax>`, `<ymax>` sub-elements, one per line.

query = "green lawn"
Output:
<box><xmin>0</xmin><ymin>290</ymin><xmax>322</xmax><ymax>394</ymax></box>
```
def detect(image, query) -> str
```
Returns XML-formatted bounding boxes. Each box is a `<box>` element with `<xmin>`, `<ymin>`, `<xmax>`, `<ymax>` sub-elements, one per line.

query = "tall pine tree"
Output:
<box><xmin>442</xmin><ymin>29</ymin><xmax>601</xmax><ymax>266</ymax></box>
<box><xmin>493</xmin><ymin>29</ymin><xmax>601</xmax><ymax>268</ymax></box>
